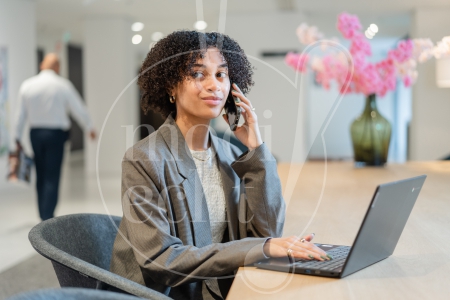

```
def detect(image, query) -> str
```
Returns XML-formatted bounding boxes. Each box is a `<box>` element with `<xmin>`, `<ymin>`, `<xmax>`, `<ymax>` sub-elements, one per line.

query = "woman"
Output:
<box><xmin>110</xmin><ymin>30</ymin><xmax>328</xmax><ymax>300</ymax></box>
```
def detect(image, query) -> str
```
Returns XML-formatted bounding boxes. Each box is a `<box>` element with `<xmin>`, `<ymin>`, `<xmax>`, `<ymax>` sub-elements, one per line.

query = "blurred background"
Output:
<box><xmin>0</xmin><ymin>0</ymin><xmax>449</xmax><ymax>297</ymax></box>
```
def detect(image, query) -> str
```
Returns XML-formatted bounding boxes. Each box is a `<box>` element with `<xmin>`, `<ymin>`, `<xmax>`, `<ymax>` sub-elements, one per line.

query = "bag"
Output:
<box><xmin>7</xmin><ymin>142</ymin><xmax>33</xmax><ymax>183</ymax></box>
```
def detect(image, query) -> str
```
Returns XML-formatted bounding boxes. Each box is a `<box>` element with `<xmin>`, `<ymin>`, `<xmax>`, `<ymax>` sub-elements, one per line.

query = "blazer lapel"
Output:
<box><xmin>210</xmin><ymin>133</ymin><xmax>240</xmax><ymax>241</ymax></box>
<box><xmin>159</xmin><ymin>114</ymin><xmax>212</xmax><ymax>247</ymax></box>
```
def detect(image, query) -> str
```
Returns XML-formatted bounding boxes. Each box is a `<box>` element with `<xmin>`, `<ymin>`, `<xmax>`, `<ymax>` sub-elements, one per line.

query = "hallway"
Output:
<box><xmin>0</xmin><ymin>155</ymin><xmax>123</xmax><ymax>273</ymax></box>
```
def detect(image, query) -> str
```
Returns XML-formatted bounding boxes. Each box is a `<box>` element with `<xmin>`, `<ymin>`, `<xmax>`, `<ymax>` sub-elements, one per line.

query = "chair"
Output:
<box><xmin>28</xmin><ymin>213</ymin><xmax>171</xmax><ymax>300</ymax></box>
<box><xmin>7</xmin><ymin>287</ymin><xmax>142</xmax><ymax>300</ymax></box>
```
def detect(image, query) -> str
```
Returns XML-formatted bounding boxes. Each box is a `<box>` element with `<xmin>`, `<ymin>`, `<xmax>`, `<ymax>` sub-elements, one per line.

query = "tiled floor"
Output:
<box><xmin>0</xmin><ymin>154</ymin><xmax>123</xmax><ymax>273</ymax></box>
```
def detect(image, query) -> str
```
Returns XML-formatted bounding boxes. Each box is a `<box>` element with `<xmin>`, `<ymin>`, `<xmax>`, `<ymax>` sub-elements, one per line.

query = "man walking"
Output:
<box><xmin>13</xmin><ymin>53</ymin><xmax>95</xmax><ymax>221</ymax></box>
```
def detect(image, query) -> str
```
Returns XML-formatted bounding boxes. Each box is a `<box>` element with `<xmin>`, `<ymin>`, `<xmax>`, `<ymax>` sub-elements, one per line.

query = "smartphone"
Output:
<box><xmin>224</xmin><ymin>86</ymin><xmax>241</xmax><ymax>131</ymax></box>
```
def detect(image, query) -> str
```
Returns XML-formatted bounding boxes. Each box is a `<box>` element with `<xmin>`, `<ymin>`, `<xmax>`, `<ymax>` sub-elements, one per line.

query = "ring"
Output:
<box><xmin>251</xmin><ymin>107</ymin><xmax>256</xmax><ymax>111</ymax></box>
<box><xmin>300</xmin><ymin>238</ymin><xmax>306</xmax><ymax>243</ymax></box>
<box><xmin>287</xmin><ymin>248</ymin><xmax>293</xmax><ymax>258</ymax></box>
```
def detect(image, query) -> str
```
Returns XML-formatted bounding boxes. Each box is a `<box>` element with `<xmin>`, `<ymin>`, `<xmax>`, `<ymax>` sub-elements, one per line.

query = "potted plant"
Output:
<box><xmin>286</xmin><ymin>12</ymin><xmax>444</xmax><ymax>166</ymax></box>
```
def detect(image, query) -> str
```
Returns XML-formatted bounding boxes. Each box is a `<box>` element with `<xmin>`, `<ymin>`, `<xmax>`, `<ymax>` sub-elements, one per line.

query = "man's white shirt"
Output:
<box><xmin>14</xmin><ymin>69</ymin><xmax>93</xmax><ymax>142</ymax></box>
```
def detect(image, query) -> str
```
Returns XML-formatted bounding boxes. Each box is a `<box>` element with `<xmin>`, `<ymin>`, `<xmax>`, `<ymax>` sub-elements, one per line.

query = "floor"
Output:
<box><xmin>0</xmin><ymin>253</ymin><xmax>59</xmax><ymax>299</ymax></box>
<box><xmin>0</xmin><ymin>152</ymin><xmax>123</xmax><ymax>273</ymax></box>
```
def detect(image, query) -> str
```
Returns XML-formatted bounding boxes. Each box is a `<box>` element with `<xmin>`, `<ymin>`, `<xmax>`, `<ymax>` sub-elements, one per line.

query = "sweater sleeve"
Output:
<box><xmin>231</xmin><ymin>143</ymin><xmax>286</xmax><ymax>238</ymax></box>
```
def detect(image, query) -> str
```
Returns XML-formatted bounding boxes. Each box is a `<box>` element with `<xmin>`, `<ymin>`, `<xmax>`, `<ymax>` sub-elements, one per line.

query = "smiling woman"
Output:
<box><xmin>110</xmin><ymin>30</ymin><xmax>327</xmax><ymax>300</ymax></box>
<box><xmin>138</xmin><ymin>30</ymin><xmax>254</xmax><ymax>119</ymax></box>
<box><xmin>170</xmin><ymin>48</ymin><xmax>230</xmax><ymax>132</ymax></box>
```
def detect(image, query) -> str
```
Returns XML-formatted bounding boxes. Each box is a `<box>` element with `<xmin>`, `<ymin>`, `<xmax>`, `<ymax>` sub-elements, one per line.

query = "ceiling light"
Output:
<box><xmin>365</xmin><ymin>31</ymin><xmax>373</xmax><ymax>39</ymax></box>
<box><xmin>132</xmin><ymin>34</ymin><xmax>142</xmax><ymax>44</ymax></box>
<box><xmin>131</xmin><ymin>22</ymin><xmax>144</xmax><ymax>32</ymax></box>
<box><xmin>365</xmin><ymin>29</ymin><xmax>375</xmax><ymax>37</ymax></box>
<box><xmin>151</xmin><ymin>32</ymin><xmax>164</xmax><ymax>42</ymax></box>
<box><xmin>194</xmin><ymin>20</ymin><xmax>207</xmax><ymax>30</ymax></box>
<box><xmin>369</xmin><ymin>24</ymin><xmax>379</xmax><ymax>33</ymax></box>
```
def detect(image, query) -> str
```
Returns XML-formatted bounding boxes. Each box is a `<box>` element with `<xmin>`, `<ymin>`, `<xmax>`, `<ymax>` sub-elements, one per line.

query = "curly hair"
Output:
<box><xmin>138</xmin><ymin>30</ymin><xmax>254</xmax><ymax>118</ymax></box>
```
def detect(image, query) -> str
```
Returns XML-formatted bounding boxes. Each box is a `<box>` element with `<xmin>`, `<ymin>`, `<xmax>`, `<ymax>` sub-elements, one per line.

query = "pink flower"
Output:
<box><xmin>337</xmin><ymin>13</ymin><xmax>362</xmax><ymax>39</ymax></box>
<box><xmin>374</xmin><ymin>58</ymin><xmax>397</xmax><ymax>96</ymax></box>
<box><xmin>315</xmin><ymin>72</ymin><xmax>331</xmax><ymax>90</ymax></box>
<box><xmin>296</xmin><ymin>23</ymin><xmax>324</xmax><ymax>45</ymax></box>
<box><xmin>286</xmin><ymin>12</ymin><xmax>421</xmax><ymax>96</ymax></box>
<box><xmin>351</xmin><ymin>52</ymin><xmax>368</xmax><ymax>75</ymax></box>
<box><xmin>335</xmin><ymin>61</ymin><xmax>351</xmax><ymax>87</ymax></box>
<box><xmin>350</xmin><ymin>33</ymin><xmax>372</xmax><ymax>56</ymax></box>
<box><xmin>315</xmin><ymin>55</ymin><xmax>334</xmax><ymax>89</ymax></box>
<box><xmin>413</xmin><ymin>39</ymin><xmax>434</xmax><ymax>62</ymax></box>
<box><xmin>364</xmin><ymin>64</ymin><xmax>382</xmax><ymax>95</ymax></box>
<box><xmin>285</xmin><ymin>52</ymin><xmax>309</xmax><ymax>72</ymax></box>
<box><xmin>388</xmin><ymin>40</ymin><xmax>413</xmax><ymax>63</ymax></box>
<box><xmin>403</xmin><ymin>76</ymin><xmax>412</xmax><ymax>87</ymax></box>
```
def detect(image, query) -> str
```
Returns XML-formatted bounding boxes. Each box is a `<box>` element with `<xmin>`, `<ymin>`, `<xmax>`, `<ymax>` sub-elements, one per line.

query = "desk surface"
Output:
<box><xmin>227</xmin><ymin>161</ymin><xmax>450</xmax><ymax>299</ymax></box>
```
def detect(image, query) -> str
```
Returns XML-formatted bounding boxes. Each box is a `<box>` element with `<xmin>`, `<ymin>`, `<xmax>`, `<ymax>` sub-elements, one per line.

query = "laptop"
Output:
<box><xmin>256</xmin><ymin>175</ymin><xmax>427</xmax><ymax>278</ymax></box>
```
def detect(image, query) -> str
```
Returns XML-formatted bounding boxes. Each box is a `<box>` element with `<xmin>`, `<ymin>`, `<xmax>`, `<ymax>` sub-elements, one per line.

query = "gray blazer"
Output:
<box><xmin>110</xmin><ymin>114</ymin><xmax>285</xmax><ymax>300</ymax></box>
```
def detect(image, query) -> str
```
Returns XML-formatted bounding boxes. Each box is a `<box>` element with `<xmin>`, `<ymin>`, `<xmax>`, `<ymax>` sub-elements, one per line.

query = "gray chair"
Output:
<box><xmin>7</xmin><ymin>287</ymin><xmax>142</xmax><ymax>300</ymax></box>
<box><xmin>28</xmin><ymin>213</ymin><xmax>171</xmax><ymax>300</ymax></box>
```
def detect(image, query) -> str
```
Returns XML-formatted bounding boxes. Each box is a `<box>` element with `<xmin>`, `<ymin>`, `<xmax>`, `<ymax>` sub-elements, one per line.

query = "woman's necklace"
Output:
<box><xmin>191</xmin><ymin>148</ymin><xmax>211</xmax><ymax>161</ymax></box>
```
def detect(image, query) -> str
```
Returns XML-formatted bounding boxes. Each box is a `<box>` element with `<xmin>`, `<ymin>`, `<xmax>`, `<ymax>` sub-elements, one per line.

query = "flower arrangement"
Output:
<box><xmin>285</xmin><ymin>12</ymin><xmax>450</xmax><ymax>97</ymax></box>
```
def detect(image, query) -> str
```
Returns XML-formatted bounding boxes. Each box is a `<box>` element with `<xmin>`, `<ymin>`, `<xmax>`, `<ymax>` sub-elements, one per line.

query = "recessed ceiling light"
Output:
<box><xmin>132</xmin><ymin>34</ymin><xmax>142</xmax><ymax>44</ymax></box>
<box><xmin>369</xmin><ymin>24</ymin><xmax>378</xmax><ymax>33</ymax></box>
<box><xmin>194</xmin><ymin>20</ymin><xmax>207</xmax><ymax>30</ymax></box>
<box><xmin>132</xmin><ymin>22</ymin><xmax>144</xmax><ymax>32</ymax></box>
<box><xmin>367</xmin><ymin>28</ymin><xmax>375</xmax><ymax>36</ymax></box>
<box><xmin>151</xmin><ymin>32</ymin><xmax>164</xmax><ymax>42</ymax></box>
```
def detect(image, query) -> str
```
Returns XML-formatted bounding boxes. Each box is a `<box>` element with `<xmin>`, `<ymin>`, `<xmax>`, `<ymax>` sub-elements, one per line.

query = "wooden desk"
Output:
<box><xmin>227</xmin><ymin>161</ymin><xmax>450</xmax><ymax>299</ymax></box>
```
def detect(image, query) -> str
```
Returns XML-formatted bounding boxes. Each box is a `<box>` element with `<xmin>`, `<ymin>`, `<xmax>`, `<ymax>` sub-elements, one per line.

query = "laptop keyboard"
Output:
<box><xmin>294</xmin><ymin>246</ymin><xmax>351</xmax><ymax>271</ymax></box>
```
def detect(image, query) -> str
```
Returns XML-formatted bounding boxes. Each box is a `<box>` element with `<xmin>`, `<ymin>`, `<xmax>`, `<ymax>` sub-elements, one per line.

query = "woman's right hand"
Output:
<box><xmin>263</xmin><ymin>234</ymin><xmax>330</xmax><ymax>261</ymax></box>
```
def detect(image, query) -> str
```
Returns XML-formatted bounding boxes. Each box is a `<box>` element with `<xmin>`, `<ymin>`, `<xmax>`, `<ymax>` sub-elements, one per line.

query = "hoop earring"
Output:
<box><xmin>170</xmin><ymin>96</ymin><xmax>175</xmax><ymax>103</ymax></box>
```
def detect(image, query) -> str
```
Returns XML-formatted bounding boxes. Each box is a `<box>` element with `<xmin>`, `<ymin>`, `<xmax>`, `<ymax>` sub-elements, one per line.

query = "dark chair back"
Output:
<box><xmin>7</xmin><ymin>287</ymin><xmax>141</xmax><ymax>300</ymax></box>
<box><xmin>29</xmin><ymin>214</ymin><xmax>171</xmax><ymax>300</ymax></box>
<box><xmin>38</xmin><ymin>214</ymin><xmax>119</xmax><ymax>270</ymax></box>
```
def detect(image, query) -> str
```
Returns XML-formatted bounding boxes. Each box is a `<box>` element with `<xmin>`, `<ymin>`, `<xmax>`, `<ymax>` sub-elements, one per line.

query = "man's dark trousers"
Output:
<box><xmin>30</xmin><ymin>128</ymin><xmax>69</xmax><ymax>221</ymax></box>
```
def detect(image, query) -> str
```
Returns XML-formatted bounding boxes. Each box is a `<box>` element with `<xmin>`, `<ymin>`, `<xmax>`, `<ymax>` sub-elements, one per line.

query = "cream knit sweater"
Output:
<box><xmin>190</xmin><ymin>147</ymin><xmax>227</xmax><ymax>244</ymax></box>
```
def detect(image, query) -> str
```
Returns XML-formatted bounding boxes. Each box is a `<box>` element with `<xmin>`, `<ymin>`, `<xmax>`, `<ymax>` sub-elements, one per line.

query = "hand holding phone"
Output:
<box><xmin>224</xmin><ymin>84</ymin><xmax>241</xmax><ymax>131</ymax></box>
<box><xmin>223</xmin><ymin>83</ymin><xmax>263</xmax><ymax>151</ymax></box>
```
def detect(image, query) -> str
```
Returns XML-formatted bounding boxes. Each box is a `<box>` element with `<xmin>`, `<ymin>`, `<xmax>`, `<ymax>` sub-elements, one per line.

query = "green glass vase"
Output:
<box><xmin>350</xmin><ymin>94</ymin><xmax>391</xmax><ymax>167</ymax></box>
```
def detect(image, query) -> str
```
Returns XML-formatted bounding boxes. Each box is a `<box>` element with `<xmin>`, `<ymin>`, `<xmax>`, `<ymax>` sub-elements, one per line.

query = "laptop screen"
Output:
<box><xmin>341</xmin><ymin>175</ymin><xmax>426</xmax><ymax>277</ymax></box>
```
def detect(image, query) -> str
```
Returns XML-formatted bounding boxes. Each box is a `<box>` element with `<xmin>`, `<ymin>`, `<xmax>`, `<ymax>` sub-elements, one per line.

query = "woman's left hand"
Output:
<box><xmin>222</xmin><ymin>83</ymin><xmax>263</xmax><ymax>151</ymax></box>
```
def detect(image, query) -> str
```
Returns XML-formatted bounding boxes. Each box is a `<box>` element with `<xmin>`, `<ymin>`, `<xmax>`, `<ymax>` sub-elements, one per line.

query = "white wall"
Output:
<box><xmin>222</xmin><ymin>11</ymin><xmax>309</xmax><ymax>163</ymax></box>
<box><xmin>36</xmin><ymin>31</ymin><xmax>70</xmax><ymax>80</ymax></box>
<box><xmin>411</xmin><ymin>8</ymin><xmax>450</xmax><ymax>160</ymax></box>
<box><xmin>25</xmin><ymin>6</ymin><xmax>449</xmax><ymax>166</ymax></box>
<box><xmin>84</xmin><ymin>17</ymin><xmax>138</xmax><ymax>176</ymax></box>
<box><xmin>0</xmin><ymin>0</ymin><xmax>36</xmax><ymax>159</ymax></box>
